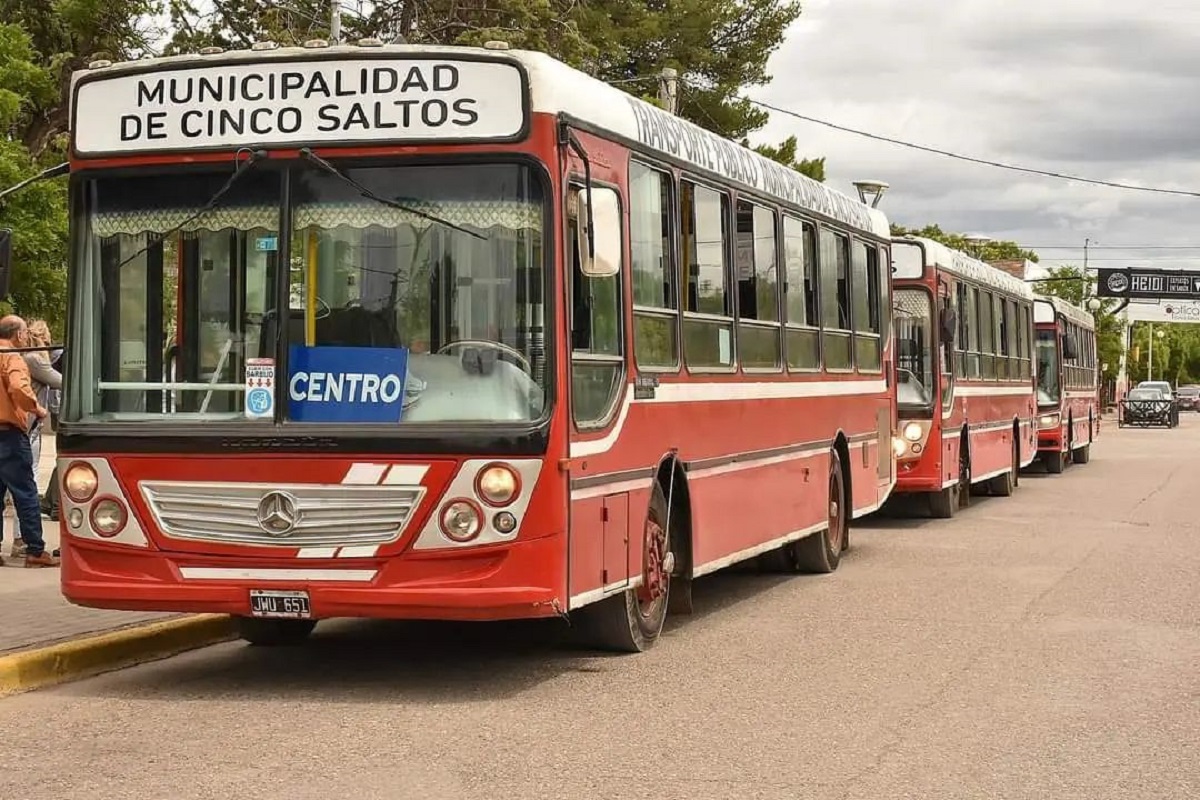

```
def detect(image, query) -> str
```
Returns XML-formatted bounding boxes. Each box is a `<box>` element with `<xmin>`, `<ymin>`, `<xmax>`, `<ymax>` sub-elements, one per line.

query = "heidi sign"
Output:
<box><xmin>72</xmin><ymin>59</ymin><xmax>526</xmax><ymax>154</ymax></box>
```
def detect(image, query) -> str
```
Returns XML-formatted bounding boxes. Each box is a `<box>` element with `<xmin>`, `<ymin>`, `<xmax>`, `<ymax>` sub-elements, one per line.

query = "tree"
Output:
<box><xmin>0</xmin><ymin>23</ymin><xmax>69</xmax><ymax>334</ymax></box>
<box><xmin>744</xmin><ymin>136</ymin><xmax>826</xmax><ymax>182</ymax></box>
<box><xmin>1034</xmin><ymin>265</ymin><xmax>1123</xmax><ymax>387</ymax></box>
<box><xmin>890</xmin><ymin>223</ymin><xmax>1039</xmax><ymax>263</ymax></box>
<box><xmin>167</xmin><ymin>0</ymin><xmax>814</xmax><ymax>158</ymax></box>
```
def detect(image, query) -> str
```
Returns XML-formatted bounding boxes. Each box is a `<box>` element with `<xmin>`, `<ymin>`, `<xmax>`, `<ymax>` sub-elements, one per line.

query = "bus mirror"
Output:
<box><xmin>0</xmin><ymin>228</ymin><xmax>12</xmax><ymax>299</ymax></box>
<box><xmin>938</xmin><ymin>306</ymin><xmax>957</xmax><ymax>345</ymax></box>
<box><xmin>1062</xmin><ymin>333</ymin><xmax>1079</xmax><ymax>361</ymax></box>
<box><xmin>576</xmin><ymin>187</ymin><xmax>620</xmax><ymax>279</ymax></box>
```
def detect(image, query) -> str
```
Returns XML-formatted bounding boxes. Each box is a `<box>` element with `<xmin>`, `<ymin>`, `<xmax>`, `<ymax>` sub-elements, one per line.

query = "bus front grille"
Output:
<box><xmin>139</xmin><ymin>481</ymin><xmax>426</xmax><ymax>548</ymax></box>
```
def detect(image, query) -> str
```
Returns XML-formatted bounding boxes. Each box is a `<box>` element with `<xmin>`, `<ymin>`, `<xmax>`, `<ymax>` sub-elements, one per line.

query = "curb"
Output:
<box><xmin>0</xmin><ymin>614</ymin><xmax>237</xmax><ymax>698</ymax></box>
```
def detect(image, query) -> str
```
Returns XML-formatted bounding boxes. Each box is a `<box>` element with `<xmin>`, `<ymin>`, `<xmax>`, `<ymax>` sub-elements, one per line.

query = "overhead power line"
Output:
<box><xmin>719</xmin><ymin>88</ymin><xmax>1200</xmax><ymax>199</ymax></box>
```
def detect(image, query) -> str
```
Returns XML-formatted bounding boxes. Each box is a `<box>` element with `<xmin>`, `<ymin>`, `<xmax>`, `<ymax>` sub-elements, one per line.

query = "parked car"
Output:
<box><xmin>1177</xmin><ymin>385</ymin><xmax>1200</xmax><ymax>411</ymax></box>
<box><xmin>1121</xmin><ymin>386</ymin><xmax>1176</xmax><ymax>427</ymax></box>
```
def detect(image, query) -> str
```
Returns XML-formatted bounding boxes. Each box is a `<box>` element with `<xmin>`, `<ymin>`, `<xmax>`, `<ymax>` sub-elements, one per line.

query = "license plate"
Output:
<box><xmin>249</xmin><ymin>589</ymin><xmax>311</xmax><ymax>619</ymax></box>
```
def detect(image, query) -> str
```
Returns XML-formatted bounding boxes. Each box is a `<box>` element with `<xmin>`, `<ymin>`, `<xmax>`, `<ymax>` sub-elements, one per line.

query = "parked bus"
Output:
<box><xmin>1033</xmin><ymin>296</ymin><xmax>1099</xmax><ymax>471</ymax></box>
<box><xmin>889</xmin><ymin>237</ymin><xmax>1037</xmax><ymax>517</ymax></box>
<box><xmin>57</xmin><ymin>41</ymin><xmax>896</xmax><ymax>652</ymax></box>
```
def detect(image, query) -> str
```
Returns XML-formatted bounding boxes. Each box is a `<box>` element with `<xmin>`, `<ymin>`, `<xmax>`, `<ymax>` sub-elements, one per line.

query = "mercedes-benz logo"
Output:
<box><xmin>256</xmin><ymin>491</ymin><xmax>300</xmax><ymax>537</ymax></box>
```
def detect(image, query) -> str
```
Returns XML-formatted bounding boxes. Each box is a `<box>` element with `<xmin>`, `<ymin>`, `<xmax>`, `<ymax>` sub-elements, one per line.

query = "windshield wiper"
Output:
<box><xmin>114</xmin><ymin>149</ymin><xmax>267</xmax><ymax>270</ymax></box>
<box><xmin>298</xmin><ymin>148</ymin><xmax>484</xmax><ymax>241</ymax></box>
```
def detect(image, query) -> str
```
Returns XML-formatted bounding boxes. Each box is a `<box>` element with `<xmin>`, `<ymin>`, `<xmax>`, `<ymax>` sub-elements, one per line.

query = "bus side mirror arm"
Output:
<box><xmin>558</xmin><ymin>122</ymin><xmax>594</xmax><ymax>263</ymax></box>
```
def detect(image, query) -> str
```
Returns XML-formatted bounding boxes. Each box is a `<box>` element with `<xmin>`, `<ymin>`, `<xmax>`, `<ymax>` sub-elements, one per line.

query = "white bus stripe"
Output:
<box><xmin>382</xmin><ymin>465</ymin><xmax>429</xmax><ymax>485</ymax></box>
<box><xmin>342</xmin><ymin>463</ymin><xmax>388</xmax><ymax>485</ymax></box>
<box><xmin>180</xmin><ymin>567</ymin><xmax>376</xmax><ymax>582</ymax></box>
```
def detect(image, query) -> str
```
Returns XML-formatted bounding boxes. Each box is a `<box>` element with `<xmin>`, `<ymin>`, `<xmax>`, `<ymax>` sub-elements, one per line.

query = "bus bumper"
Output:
<box><xmin>61</xmin><ymin>534</ymin><xmax>566</xmax><ymax>623</ymax></box>
<box><xmin>893</xmin><ymin>460</ymin><xmax>944</xmax><ymax>493</ymax></box>
<box><xmin>1037</xmin><ymin>429</ymin><xmax>1064</xmax><ymax>453</ymax></box>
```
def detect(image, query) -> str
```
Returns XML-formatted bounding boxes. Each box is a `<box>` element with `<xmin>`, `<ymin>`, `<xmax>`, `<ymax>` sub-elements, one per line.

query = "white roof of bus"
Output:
<box><xmin>69</xmin><ymin>43</ymin><xmax>890</xmax><ymax>239</ymax></box>
<box><xmin>896</xmin><ymin>235</ymin><xmax>1034</xmax><ymax>299</ymax></box>
<box><xmin>1034</xmin><ymin>294</ymin><xmax>1095</xmax><ymax>329</ymax></box>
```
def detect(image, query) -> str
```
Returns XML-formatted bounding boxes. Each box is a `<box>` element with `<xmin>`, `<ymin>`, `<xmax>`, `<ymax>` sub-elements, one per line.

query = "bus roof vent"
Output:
<box><xmin>199</xmin><ymin>46</ymin><xmax>225</xmax><ymax>55</ymax></box>
<box><xmin>357</xmin><ymin>37</ymin><xmax>384</xmax><ymax>47</ymax></box>
<box><xmin>88</xmin><ymin>59</ymin><xmax>113</xmax><ymax>69</ymax></box>
<box><xmin>250</xmin><ymin>40</ymin><xmax>279</xmax><ymax>51</ymax></box>
<box><xmin>483</xmin><ymin>40</ymin><xmax>511</xmax><ymax>51</ymax></box>
<box><xmin>303</xmin><ymin>39</ymin><xmax>330</xmax><ymax>49</ymax></box>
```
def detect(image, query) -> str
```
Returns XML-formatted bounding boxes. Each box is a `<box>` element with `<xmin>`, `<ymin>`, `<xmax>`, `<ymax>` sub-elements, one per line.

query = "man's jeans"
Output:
<box><xmin>0</xmin><ymin>425</ymin><xmax>47</xmax><ymax>557</ymax></box>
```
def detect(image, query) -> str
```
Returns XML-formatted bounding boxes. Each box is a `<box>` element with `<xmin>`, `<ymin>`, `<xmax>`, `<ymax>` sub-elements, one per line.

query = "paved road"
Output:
<box><xmin>2</xmin><ymin>419</ymin><xmax>1198</xmax><ymax>800</ymax></box>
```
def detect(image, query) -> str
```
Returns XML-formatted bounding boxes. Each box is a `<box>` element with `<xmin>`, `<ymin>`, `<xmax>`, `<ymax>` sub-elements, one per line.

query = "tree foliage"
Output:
<box><xmin>890</xmin><ymin>223</ymin><xmax>1040</xmax><ymax>263</ymax></box>
<box><xmin>1</xmin><ymin>0</ymin><xmax>818</xmax><ymax>336</ymax></box>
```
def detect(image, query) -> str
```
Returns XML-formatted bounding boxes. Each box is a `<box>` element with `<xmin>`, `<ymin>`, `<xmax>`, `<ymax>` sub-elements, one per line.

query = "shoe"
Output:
<box><xmin>24</xmin><ymin>551</ymin><xmax>60</xmax><ymax>568</ymax></box>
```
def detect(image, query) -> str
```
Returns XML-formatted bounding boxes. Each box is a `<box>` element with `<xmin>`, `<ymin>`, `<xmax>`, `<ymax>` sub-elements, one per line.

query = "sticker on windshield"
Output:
<box><xmin>245</xmin><ymin>358</ymin><xmax>275</xmax><ymax>420</ymax></box>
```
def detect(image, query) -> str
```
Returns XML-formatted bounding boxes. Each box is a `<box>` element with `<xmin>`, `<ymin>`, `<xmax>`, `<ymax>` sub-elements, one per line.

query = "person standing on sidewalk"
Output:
<box><xmin>0</xmin><ymin>315</ymin><xmax>59</xmax><ymax>567</ymax></box>
<box><xmin>10</xmin><ymin>319</ymin><xmax>62</xmax><ymax>557</ymax></box>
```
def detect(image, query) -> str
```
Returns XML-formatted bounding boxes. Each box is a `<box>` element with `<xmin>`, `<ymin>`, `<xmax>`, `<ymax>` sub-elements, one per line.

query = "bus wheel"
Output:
<box><xmin>794</xmin><ymin>449</ymin><xmax>846</xmax><ymax>574</ymax></box>
<box><xmin>580</xmin><ymin>482</ymin><xmax>672</xmax><ymax>653</ymax></box>
<box><xmin>1072</xmin><ymin>444</ymin><xmax>1090</xmax><ymax>464</ymax></box>
<box><xmin>236</xmin><ymin>617</ymin><xmax>317</xmax><ymax>647</ymax></box>
<box><xmin>1044</xmin><ymin>449</ymin><xmax>1066</xmax><ymax>474</ymax></box>
<box><xmin>928</xmin><ymin>486</ymin><xmax>956</xmax><ymax>519</ymax></box>
<box><xmin>989</xmin><ymin>440</ymin><xmax>1018</xmax><ymax>497</ymax></box>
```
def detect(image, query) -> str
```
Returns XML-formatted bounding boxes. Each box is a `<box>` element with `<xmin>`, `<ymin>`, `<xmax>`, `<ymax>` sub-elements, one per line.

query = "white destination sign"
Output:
<box><xmin>72</xmin><ymin>59</ymin><xmax>526</xmax><ymax>154</ymax></box>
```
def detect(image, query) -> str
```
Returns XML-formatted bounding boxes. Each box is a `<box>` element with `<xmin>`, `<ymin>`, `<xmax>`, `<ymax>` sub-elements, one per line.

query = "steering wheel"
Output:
<box><xmin>436</xmin><ymin>339</ymin><xmax>532</xmax><ymax>375</ymax></box>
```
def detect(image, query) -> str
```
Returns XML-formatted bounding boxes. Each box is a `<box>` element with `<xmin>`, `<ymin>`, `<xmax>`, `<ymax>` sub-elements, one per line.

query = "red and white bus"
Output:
<box><xmin>58</xmin><ymin>41</ymin><xmax>896</xmax><ymax>652</ymax></box>
<box><xmin>1033</xmin><ymin>296</ymin><xmax>1099</xmax><ymax>472</ymax></box>
<box><xmin>889</xmin><ymin>237</ymin><xmax>1038</xmax><ymax>517</ymax></box>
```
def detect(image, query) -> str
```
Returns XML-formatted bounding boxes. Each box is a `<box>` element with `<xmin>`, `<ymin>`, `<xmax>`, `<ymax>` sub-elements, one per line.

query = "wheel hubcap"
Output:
<box><xmin>637</xmin><ymin>516</ymin><xmax>669</xmax><ymax>608</ymax></box>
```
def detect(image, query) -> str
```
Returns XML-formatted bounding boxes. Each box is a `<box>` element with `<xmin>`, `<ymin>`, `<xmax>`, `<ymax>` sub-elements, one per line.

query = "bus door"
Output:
<box><xmin>168</xmin><ymin>229</ymin><xmax>276</xmax><ymax>414</ymax></box>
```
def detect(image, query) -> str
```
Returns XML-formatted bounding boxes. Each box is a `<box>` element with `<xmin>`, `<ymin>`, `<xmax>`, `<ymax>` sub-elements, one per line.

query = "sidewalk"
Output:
<box><xmin>1</xmin><ymin>433</ymin><xmax>177</xmax><ymax>656</ymax></box>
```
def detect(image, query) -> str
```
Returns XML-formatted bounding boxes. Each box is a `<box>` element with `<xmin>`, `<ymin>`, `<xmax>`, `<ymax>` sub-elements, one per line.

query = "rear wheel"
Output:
<box><xmin>237</xmin><ymin>617</ymin><xmax>317</xmax><ymax>647</ymax></box>
<box><xmin>1044</xmin><ymin>449</ymin><xmax>1066</xmax><ymax>474</ymax></box>
<box><xmin>794</xmin><ymin>449</ymin><xmax>847</xmax><ymax>573</ymax></box>
<box><xmin>989</xmin><ymin>439</ymin><xmax>1018</xmax><ymax>497</ymax></box>
<box><xmin>1072</xmin><ymin>444</ymin><xmax>1091</xmax><ymax>464</ymax></box>
<box><xmin>578</xmin><ymin>482</ymin><xmax>672</xmax><ymax>653</ymax></box>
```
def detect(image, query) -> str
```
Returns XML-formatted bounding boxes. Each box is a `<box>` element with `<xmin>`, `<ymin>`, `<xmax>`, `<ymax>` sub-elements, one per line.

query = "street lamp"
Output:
<box><xmin>963</xmin><ymin>234</ymin><xmax>992</xmax><ymax>258</ymax></box>
<box><xmin>852</xmin><ymin>180</ymin><xmax>889</xmax><ymax>209</ymax></box>
<box><xmin>1086</xmin><ymin>297</ymin><xmax>1101</xmax><ymax>312</ymax></box>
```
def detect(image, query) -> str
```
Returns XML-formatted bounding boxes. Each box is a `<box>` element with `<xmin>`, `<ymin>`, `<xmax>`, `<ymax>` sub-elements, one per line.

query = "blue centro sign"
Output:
<box><xmin>287</xmin><ymin>345</ymin><xmax>409</xmax><ymax>423</ymax></box>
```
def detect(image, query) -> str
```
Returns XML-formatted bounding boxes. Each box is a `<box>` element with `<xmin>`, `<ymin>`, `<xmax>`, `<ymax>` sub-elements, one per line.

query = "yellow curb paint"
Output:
<box><xmin>0</xmin><ymin>614</ymin><xmax>237</xmax><ymax>698</ymax></box>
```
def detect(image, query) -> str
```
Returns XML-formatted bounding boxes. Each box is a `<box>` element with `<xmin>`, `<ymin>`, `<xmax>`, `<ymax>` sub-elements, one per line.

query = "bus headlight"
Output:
<box><xmin>90</xmin><ymin>498</ymin><xmax>128</xmax><ymax>537</ymax></box>
<box><xmin>902</xmin><ymin>421</ymin><xmax>924</xmax><ymax>442</ymax></box>
<box><xmin>1039</xmin><ymin>413</ymin><xmax>1061</xmax><ymax>429</ymax></box>
<box><xmin>440</xmin><ymin>499</ymin><xmax>483</xmax><ymax>542</ymax></box>
<box><xmin>476</xmin><ymin>464</ymin><xmax>519</xmax><ymax>506</ymax></box>
<box><xmin>64</xmin><ymin>462</ymin><xmax>99</xmax><ymax>503</ymax></box>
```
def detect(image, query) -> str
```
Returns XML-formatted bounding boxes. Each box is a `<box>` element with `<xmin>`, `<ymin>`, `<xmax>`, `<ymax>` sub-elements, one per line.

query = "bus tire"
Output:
<box><xmin>1072</xmin><ymin>444</ymin><xmax>1090</xmax><ymax>464</ymax></box>
<box><xmin>579</xmin><ymin>482</ymin><xmax>672</xmax><ymax>653</ymax></box>
<box><xmin>236</xmin><ymin>617</ymin><xmax>317</xmax><ymax>647</ymax></box>
<box><xmin>794</xmin><ymin>449</ymin><xmax>846</xmax><ymax>574</ymax></box>
<box><xmin>928</xmin><ymin>487</ymin><xmax>956</xmax><ymax>519</ymax></box>
<box><xmin>1044</xmin><ymin>449</ymin><xmax>1066</xmax><ymax>474</ymax></box>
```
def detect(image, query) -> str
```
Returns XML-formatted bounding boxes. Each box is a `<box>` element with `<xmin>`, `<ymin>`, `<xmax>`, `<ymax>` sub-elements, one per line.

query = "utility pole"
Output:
<box><xmin>1083</xmin><ymin>237</ymin><xmax>1090</xmax><ymax>272</ymax></box>
<box><xmin>330</xmin><ymin>0</ymin><xmax>341</xmax><ymax>43</ymax></box>
<box><xmin>658</xmin><ymin>68</ymin><xmax>678</xmax><ymax>115</ymax></box>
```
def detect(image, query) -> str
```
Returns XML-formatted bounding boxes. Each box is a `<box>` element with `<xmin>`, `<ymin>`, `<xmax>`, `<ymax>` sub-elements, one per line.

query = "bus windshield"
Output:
<box><xmin>894</xmin><ymin>288</ymin><xmax>934</xmax><ymax>408</ymax></box>
<box><xmin>1036</xmin><ymin>328</ymin><xmax>1060</xmax><ymax>406</ymax></box>
<box><xmin>65</xmin><ymin>161</ymin><xmax>548</xmax><ymax>426</ymax></box>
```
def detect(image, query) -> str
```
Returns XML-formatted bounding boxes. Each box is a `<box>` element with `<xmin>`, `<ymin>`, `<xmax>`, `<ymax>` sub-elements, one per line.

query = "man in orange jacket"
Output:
<box><xmin>0</xmin><ymin>315</ymin><xmax>58</xmax><ymax>567</ymax></box>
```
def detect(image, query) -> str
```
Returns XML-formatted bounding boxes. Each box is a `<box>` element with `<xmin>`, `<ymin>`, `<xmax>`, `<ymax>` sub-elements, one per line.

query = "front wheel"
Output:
<box><xmin>1044</xmin><ymin>449</ymin><xmax>1066</xmax><ymax>474</ymax></box>
<box><xmin>1072</xmin><ymin>444</ymin><xmax>1091</xmax><ymax>464</ymax></box>
<box><xmin>578</xmin><ymin>482</ymin><xmax>672</xmax><ymax>653</ymax></box>
<box><xmin>237</xmin><ymin>617</ymin><xmax>317</xmax><ymax>647</ymax></box>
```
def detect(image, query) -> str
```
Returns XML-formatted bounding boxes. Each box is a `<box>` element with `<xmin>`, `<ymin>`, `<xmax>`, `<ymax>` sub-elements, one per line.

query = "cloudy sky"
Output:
<box><xmin>748</xmin><ymin>0</ymin><xmax>1200</xmax><ymax>274</ymax></box>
